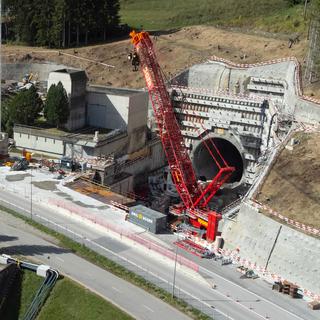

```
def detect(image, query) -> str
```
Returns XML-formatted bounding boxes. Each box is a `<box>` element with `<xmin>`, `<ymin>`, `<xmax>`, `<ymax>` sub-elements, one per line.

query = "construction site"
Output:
<box><xmin>1</xmin><ymin>25</ymin><xmax>320</xmax><ymax>319</ymax></box>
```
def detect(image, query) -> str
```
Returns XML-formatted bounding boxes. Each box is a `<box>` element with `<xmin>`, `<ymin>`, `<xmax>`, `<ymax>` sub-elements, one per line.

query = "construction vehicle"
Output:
<box><xmin>130</xmin><ymin>31</ymin><xmax>235</xmax><ymax>243</ymax></box>
<box><xmin>10</xmin><ymin>158</ymin><xmax>29</xmax><ymax>171</ymax></box>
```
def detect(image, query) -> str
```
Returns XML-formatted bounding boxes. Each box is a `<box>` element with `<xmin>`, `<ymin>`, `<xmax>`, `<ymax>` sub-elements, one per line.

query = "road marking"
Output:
<box><xmin>200</xmin><ymin>267</ymin><xmax>305</xmax><ymax>320</ymax></box>
<box><xmin>0</xmin><ymin>194</ymin><xmax>235</xmax><ymax>320</ymax></box>
<box><xmin>143</xmin><ymin>305</ymin><xmax>154</xmax><ymax>313</ymax></box>
<box><xmin>112</xmin><ymin>286</ymin><xmax>122</xmax><ymax>293</ymax></box>
<box><xmin>56</xmin><ymin>256</ymin><xmax>64</xmax><ymax>262</ymax></box>
<box><xmin>209</xmin><ymin>286</ymin><xmax>267</xmax><ymax>320</ymax></box>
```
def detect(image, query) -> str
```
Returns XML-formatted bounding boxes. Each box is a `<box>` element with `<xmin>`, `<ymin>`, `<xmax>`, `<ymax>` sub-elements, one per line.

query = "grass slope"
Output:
<box><xmin>20</xmin><ymin>271</ymin><xmax>44</xmax><ymax>317</ymax></box>
<box><xmin>1</xmin><ymin>270</ymin><xmax>43</xmax><ymax>320</ymax></box>
<box><xmin>120</xmin><ymin>0</ymin><xmax>307</xmax><ymax>33</ymax></box>
<box><xmin>37</xmin><ymin>278</ymin><xmax>133</xmax><ymax>320</ymax></box>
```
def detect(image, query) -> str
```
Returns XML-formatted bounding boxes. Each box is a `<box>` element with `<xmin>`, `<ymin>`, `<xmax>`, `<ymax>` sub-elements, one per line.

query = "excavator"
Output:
<box><xmin>130</xmin><ymin>31</ymin><xmax>235</xmax><ymax>243</ymax></box>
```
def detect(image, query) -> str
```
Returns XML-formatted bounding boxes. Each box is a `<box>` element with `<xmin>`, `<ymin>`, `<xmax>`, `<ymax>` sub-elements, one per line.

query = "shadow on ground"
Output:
<box><xmin>0</xmin><ymin>244</ymin><xmax>71</xmax><ymax>257</ymax></box>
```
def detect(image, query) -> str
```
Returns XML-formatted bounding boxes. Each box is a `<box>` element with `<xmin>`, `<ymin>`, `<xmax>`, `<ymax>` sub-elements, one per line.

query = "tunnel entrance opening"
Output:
<box><xmin>193</xmin><ymin>137</ymin><xmax>244</xmax><ymax>184</ymax></box>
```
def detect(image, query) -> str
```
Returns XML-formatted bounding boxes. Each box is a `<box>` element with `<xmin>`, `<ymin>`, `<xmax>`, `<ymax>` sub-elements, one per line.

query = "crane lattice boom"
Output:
<box><xmin>130</xmin><ymin>31</ymin><xmax>235</xmax><ymax>241</ymax></box>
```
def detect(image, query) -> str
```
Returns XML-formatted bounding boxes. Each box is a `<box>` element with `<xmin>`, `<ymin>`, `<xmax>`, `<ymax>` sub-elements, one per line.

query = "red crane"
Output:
<box><xmin>130</xmin><ymin>31</ymin><xmax>235</xmax><ymax>241</ymax></box>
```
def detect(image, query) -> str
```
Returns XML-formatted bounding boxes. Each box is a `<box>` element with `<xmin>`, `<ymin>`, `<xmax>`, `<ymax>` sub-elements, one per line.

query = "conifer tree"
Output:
<box><xmin>45</xmin><ymin>82</ymin><xmax>70</xmax><ymax>128</ymax></box>
<box><xmin>4</xmin><ymin>86</ymin><xmax>43</xmax><ymax>135</ymax></box>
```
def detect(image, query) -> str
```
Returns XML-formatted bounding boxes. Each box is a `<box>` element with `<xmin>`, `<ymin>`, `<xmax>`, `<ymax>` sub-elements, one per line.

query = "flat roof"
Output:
<box><xmin>52</xmin><ymin>68</ymin><xmax>88</xmax><ymax>81</ymax></box>
<box><xmin>130</xmin><ymin>205</ymin><xmax>166</xmax><ymax>219</ymax></box>
<box><xmin>87</xmin><ymin>85</ymin><xmax>145</xmax><ymax>97</ymax></box>
<box><xmin>14</xmin><ymin>125</ymin><xmax>126</xmax><ymax>144</ymax></box>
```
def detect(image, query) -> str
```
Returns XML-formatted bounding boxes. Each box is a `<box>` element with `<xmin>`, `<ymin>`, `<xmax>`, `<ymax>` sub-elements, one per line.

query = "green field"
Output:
<box><xmin>1</xmin><ymin>270</ymin><xmax>43</xmax><ymax>319</ymax></box>
<box><xmin>120</xmin><ymin>0</ymin><xmax>307</xmax><ymax>33</ymax></box>
<box><xmin>1</xmin><ymin>268</ymin><xmax>132</xmax><ymax>320</ymax></box>
<box><xmin>38</xmin><ymin>278</ymin><xmax>133</xmax><ymax>320</ymax></box>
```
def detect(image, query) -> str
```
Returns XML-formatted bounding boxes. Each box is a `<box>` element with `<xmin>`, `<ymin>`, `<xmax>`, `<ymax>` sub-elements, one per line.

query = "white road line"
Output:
<box><xmin>0</xmin><ymin>194</ymin><xmax>234</xmax><ymax>320</ymax></box>
<box><xmin>200</xmin><ymin>267</ymin><xmax>305</xmax><ymax>320</ymax></box>
<box><xmin>143</xmin><ymin>305</ymin><xmax>154</xmax><ymax>313</ymax></box>
<box><xmin>209</xmin><ymin>285</ymin><xmax>267</xmax><ymax>320</ymax></box>
<box><xmin>56</xmin><ymin>256</ymin><xmax>64</xmax><ymax>262</ymax></box>
<box><xmin>111</xmin><ymin>286</ymin><xmax>122</xmax><ymax>293</ymax></box>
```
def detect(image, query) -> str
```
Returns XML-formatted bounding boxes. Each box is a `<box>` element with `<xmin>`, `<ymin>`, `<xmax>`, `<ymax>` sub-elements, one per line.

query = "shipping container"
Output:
<box><xmin>128</xmin><ymin>205</ymin><xmax>167</xmax><ymax>234</ymax></box>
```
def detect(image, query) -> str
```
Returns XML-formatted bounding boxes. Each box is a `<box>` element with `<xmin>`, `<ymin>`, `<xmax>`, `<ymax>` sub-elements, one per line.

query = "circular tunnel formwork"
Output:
<box><xmin>192</xmin><ymin>137</ymin><xmax>244</xmax><ymax>185</ymax></box>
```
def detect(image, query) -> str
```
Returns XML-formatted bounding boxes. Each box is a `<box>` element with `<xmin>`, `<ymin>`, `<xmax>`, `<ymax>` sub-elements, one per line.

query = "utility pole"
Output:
<box><xmin>172</xmin><ymin>242</ymin><xmax>178</xmax><ymax>298</ymax></box>
<box><xmin>304</xmin><ymin>0</ymin><xmax>308</xmax><ymax>20</ymax></box>
<box><xmin>0</xmin><ymin>0</ymin><xmax>2</xmax><ymax>133</ymax></box>
<box><xmin>30</xmin><ymin>167</ymin><xmax>33</xmax><ymax>220</ymax></box>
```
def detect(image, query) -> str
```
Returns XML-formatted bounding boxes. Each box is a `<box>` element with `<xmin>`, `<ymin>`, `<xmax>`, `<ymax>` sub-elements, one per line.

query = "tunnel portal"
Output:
<box><xmin>193</xmin><ymin>137</ymin><xmax>244</xmax><ymax>184</ymax></box>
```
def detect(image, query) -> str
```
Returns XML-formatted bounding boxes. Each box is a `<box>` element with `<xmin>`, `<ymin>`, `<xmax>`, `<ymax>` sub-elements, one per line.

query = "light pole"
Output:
<box><xmin>172</xmin><ymin>237</ymin><xmax>179</xmax><ymax>298</ymax></box>
<box><xmin>30</xmin><ymin>167</ymin><xmax>33</xmax><ymax>220</ymax></box>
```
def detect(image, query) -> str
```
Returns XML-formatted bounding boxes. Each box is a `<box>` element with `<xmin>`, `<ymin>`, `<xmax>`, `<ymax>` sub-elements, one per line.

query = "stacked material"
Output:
<box><xmin>272</xmin><ymin>280</ymin><xmax>299</xmax><ymax>298</ymax></box>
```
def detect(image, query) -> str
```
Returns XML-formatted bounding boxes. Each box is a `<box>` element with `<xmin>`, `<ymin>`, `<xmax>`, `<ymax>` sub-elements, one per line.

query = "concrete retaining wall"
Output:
<box><xmin>222</xmin><ymin>202</ymin><xmax>320</xmax><ymax>294</ymax></box>
<box><xmin>2</xmin><ymin>63</ymin><xmax>74</xmax><ymax>82</ymax></box>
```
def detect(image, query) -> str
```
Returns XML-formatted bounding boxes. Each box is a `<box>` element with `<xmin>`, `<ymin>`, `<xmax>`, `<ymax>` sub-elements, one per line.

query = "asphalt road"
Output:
<box><xmin>0</xmin><ymin>211</ymin><xmax>191</xmax><ymax>320</ymax></box>
<box><xmin>0</xmin><ymin>188</ymin><xmax>317</xmax><ymax>320</ymax></box>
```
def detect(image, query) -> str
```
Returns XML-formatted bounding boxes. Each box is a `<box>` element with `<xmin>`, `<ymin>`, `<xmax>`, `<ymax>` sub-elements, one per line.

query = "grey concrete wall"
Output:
<box><xmin>2</xmin><ymin>63</ymin><xmax>73</xmax><ymax>82</ymax></box>
<box><xmin>87</xmin><ymin>91</ymin><xmax>129</xmax><ymax>130</ymax></box>
<box><xmin>48</xmin><ymin>70</ymin><xmax>87</xmax><ymax>131</ymax></box>
<box><xmin>128</xmin><ymin>91</ymin><xmax>149</xmax><ymax>133</ymax></box>
<box><xmin>123</xmin><ymin>140</ymin><xmax>166</xmax><ymax>183</ymax></box>
<box><xmin>0</xmin><ymin>132</ymin><xmax>8</xmax><ymax>156</ymax></box>
<box><xmin>175</xmin><ymin>60</ymin><xmax>320</xmax><ymax>124</ymax></box>
<box><xmin>14</xmin><ymin>131</ymin><xmax>64</xmax><ymax>157</ymax></box>
<box><xmin>294</xmin><ymin>100</ymin><xmax>320</xmax><ymax>124</ymax></box>
<box><xmin>127</xmin><ymin>126</ymin><xmax>147</xmax><ymax>154</ymax></box>
<box><xmin>222</xmin><ymin>202</ymin><xmax>320</xmax><ymax>294</ymax></box>
<box><xmin>110</xmin><ymin>175</ymin><xmax>133</xmax><ymax>194</ymax></box>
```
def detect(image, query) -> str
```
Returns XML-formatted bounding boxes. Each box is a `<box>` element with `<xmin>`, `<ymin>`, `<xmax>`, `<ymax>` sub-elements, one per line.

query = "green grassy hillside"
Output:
<box><xmin>120</xmin><ymin>0</ymin><xmax>307</xmax><ymax>34</ymax></box>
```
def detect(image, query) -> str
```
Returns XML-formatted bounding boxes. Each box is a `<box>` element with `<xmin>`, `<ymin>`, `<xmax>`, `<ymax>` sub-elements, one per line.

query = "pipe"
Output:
<box><xmin>266</xmin><ymin>113</ymin><xmax>278</xmax><ymax>148</ymax></box>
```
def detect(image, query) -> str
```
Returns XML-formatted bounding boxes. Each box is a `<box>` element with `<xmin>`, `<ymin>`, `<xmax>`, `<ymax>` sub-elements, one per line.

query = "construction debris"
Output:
<box><xmin>10</xmin><ymin>158</ymin><xmax>29</xmax><ymax>171</ymax></box>
<box><xmin>308</xmin><ymin>300</ymin><xmax>320</xmax><ymax>310</ymax></box>
<box><xmin>272</xmin><ymin>280</ymin><xmax>300</xmax><ymax>298</ymax></box>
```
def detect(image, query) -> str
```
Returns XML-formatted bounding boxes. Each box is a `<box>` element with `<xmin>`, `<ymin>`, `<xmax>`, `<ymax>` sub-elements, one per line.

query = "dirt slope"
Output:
<box><xmin>257</xmin><ymin>132</ymin><xmax>320</xmax><ymax>230</ymax></box>
<box><xmin>2</xmin><ymin>25</ymin><xmax>315</xmax><ymax>94</ymax></box>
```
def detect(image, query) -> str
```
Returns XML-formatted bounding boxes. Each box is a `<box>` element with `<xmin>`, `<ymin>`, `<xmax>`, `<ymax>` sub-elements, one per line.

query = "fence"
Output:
<box><xmin>0</xmin><ymin>197</ymin><xmax>230</xmax><ymax>320</ymax></box>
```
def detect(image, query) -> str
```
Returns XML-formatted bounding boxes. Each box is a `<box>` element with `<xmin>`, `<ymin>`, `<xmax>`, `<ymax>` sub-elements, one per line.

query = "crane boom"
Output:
<box><xmin>130</xmin><ymin>31</ymin><xmax>235</xmax><ymax>241</ymax></box>
<box><xmin>130</xmin><ymin>31</ymin><xmax>201</xmax><ymax>209</ymax></box>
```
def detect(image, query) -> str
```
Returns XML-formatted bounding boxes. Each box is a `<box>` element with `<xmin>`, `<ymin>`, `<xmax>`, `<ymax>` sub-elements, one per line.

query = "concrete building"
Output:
<box><xmin>47</xmin><ymin>69</ymin><xmax>88</xmax><ymax>131</ymax></box>
<box><xmin>86</xmin><ymin>86</ymin><xmax>148</xmax><ymax>154</ymax></box>
<box><xmin>14</xmin><ymin>69</ymin><xmax>149</xmax><ymax>159</ymax></box>
<box><xmin>0</xmin><ymin>132</ymin><xmax>8</xmax><ymax>158</ymax></box>
<box><xmin>10</xmin><ymin>66</ymin><xmax>166</xmax><ymax>191</ymax></box>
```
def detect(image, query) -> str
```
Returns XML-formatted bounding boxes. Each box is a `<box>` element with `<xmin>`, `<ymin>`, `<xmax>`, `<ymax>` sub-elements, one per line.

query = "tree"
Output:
<box><xmin>3</xmin><ymin>0</ymin><xmax>121</xmax><ymax>47</ymax></box>
<box><xmin>6</xmin><ymin>0</ymin><xmax>37</xmax><ymax>44</ymax></box>
<box><xmin>3</xmin><ymin>86</ymin><xmax>43</xmax><ymax>136</ymax></box>
<box><xmin>51</xmin><ymin>0</ymin><xmax>67</xmax><ymax>48</ymax></box>
<box><xmin>44</xmin><ymin>82</ymin><xmax>70</xmax><ymax>128</ymax></box>
<box><xmin>33</xmin><ymin>0</ymin><xmax>54</xmax><ymax>46</ymax></box>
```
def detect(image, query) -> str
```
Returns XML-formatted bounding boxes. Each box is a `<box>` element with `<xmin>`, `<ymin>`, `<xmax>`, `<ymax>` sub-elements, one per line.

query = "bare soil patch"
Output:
<box><xmin>257</xmin><ymin>132</ymin><xmax>320</xmax><ymax>230</ymax></box>
<box><xmin>3</xmin><ymin>26</ymin><xmax>317</xmax><ymax>96</ymax></box>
